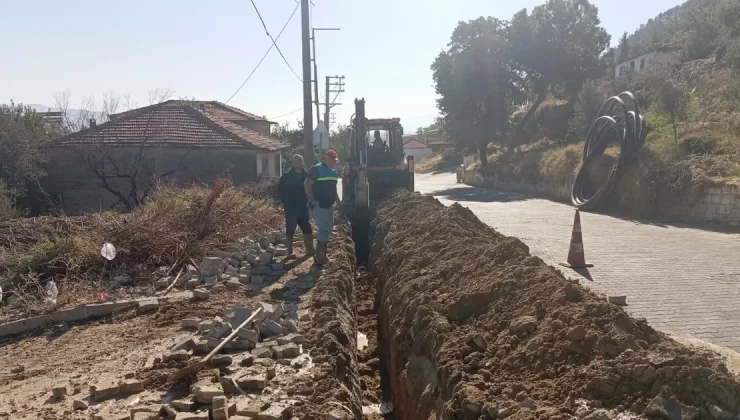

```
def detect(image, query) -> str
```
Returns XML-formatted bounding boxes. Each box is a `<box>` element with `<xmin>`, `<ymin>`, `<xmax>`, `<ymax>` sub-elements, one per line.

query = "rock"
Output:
<box><xmin>193</xmin><ymin>289</ymin><xmax>210</xmax><ymax>300</ymax></box>
<box><xmin>563</xmin><ymin>282</ymin><xmax>583</xmax><ymax>302</ymax></box>
<box><xmin>268</xmin><ymin>304</ymin><xmax>285</xmax><ymax>321</ymax></box>
<box><xmin>257</xmin><ymin>402</ymin><xmax>291</xmax><ymax>420</ymax></box>
<box><xmin>566</xmin><ymin>325</ymin><xmax>587</xmax><ymax>341</ymax></box>
<box><xmin>274</xmin><ymin>247</ymin><xmax>288</xmax><ymax>257</ymax></box>
<box><xmin>644</xmin><ymin>386</ymin><xmax>700</xmax><ymax>420</ymax></box>
<box><xmin>550</xmin><ymin>319</ymin><xmax>566</xmax><ymax>330</ymax></box>
<box><xmin>298</xmin><ymin>310</ymin><xmax>311</xmax><ymax>322</ymax></box>
<box><xmin>608</xmin><ymin>295</ymin><xmax>627</xmax><ymax>306</ymax></box>
<box><xmin>582</xmin><ymin>409</ymin><xmax>612</xmax><ymax>420</ymax></box>
<box><xmin>120</xmin><ymin>379</ymin><xmax>145</xmax><ymax>394</ymax></box>
<box><xmin>707</xmin><ymin>404</ymin><xmax>732</xmax><ymax>420</ymax></box>
<box><xmin>224</xmin><ymin>266</ymin><xmax>239</xmax><ymax>275</ymax></box>
<box><xmin>72</xmin><ymin>399</ymin><xmax>89</xmax><ymax>410</ymax></box>
<box><xmin>193</xmin><ymin>383</ymin><xmax>224</xmax><ymax>404</ymax></box>
<box><xmin>466</xmin><ymin>334</ymin><xmax>487</xmax><ymax>351</ymax></box>
<box><xmin>259</xmin><ymin>252</ymin><xmax>273</xmax><ymax>265</ymax></box>
<box><xmin>209</xmin><ymin>322</ymin><xmax>233</xmax><ymax>339</ymax></box>
<box><xmin>211</xmin><ymin>354</ymin><xmax>233</xmax><ymax>367</ymax></box>
<box><xmin>212</xmin><ymin>283</ymin><xmax>226</xmax><ymax>292</ymax></box>
<box><xmin>198</xmin><ymin>320</ymin><xmax>214</xmax><ymax>333</ymax></box>
<box><xmin>236</xmin><ymin>374</ymin><xmax>267</xmax><ymax>390</ymax></box>
<box><xmin>367</xmin><ymin>358</ymin><xmax>382</xmax><ymax>370</ymax></box>
<box><xmin>228</xmin><ymin>339</ymin><xmax>254</xmax><ymax>351</ymax></box>
<box><xmin>240</xmin><ymin>354</ymin><xmax>255</xmax><ymax>367</ymax></box>
<box><xmin>482</xmin><ymin>403</ymin><xmax>498</xmax><ymax>418</ymax></box>
<box><xmin>171</xmin><ymin>399</ymin><xmax>197</xmax><ymax>412</ymax></box>
<box><xmin>177</xmin><ymin>271</ymin><xmax>192</xmax><ymax>286</ymax></box>
<box><xmin>266</xmin><ymin>366</ymin><xmax>277</xmax><ymax>380</ymax></box>
<box><xmin>182</xmin><ymin>318</ymin><xmax>202</xmax><ymax>329</ymax></box>
<box><xmin>281</xmin><ymin>319</ymin><xmax>299</xmax><ymax>333</ymax></box>
<box><xmin>164</xmin><ymin>350</ymin><xmax>189</xmax><ymax>363</ymax></box>
<box><xmin>130</xmin><ymin>406</ymin><xmax>160</xmax><ymax>420</ymax></box>
<box><xmin>161</xmin><ymin>405</ymin><xmax>179</xmax><ymax>418</ymax></box>
<box><xmin>258</xmin><ymin>237</ymin><xmax>270</xmax><ymax>249</ymax></box>
<box><xmin>138</xmin><ymin>298</ymin><xmax>160</xmax><ymax>313</ymax></box>
<box><xmin>510</xmin><ymin>316</ymin><xmax>538</xmax><ymax>334</ymax></box>
<box><xmin>52</xmin><ymin>385</ymin><xmax>67</xmax><ymax>399</ymax></box>
<box><xmin>186</xmin><ymin>279</ymin><xmax>201</xmax><ymax>289</ymax></box>
<box><xmin>257</xmin><ymin>302</ymin><xmax>275</xmax><ymax>319</ymax></box>
<box><xmin>262</xmin><ymin>319</ymin><xmax>285</xmax><ymax>336</ymax></box>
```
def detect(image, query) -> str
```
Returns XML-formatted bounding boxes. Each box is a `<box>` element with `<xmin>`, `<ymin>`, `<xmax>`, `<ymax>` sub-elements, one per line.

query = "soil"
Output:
<box><xmin>372</xmin><ymin>191</ymin><xmax>740</xmax><ymax>420</ymax></box>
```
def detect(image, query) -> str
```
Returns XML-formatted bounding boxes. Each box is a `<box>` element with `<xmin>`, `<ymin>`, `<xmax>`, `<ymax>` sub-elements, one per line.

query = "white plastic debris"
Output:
<box><xmin>100</xmin><ymin>242</ymin><xmax>117</xmax><ymax>260</ymax></box>
<box><xmin>44</xmin><ymin>280</ymin><xmax>59</xmax><ymax>304</ymax></box>
<box><xmin>0</xmin><ymin>285</ymin><xmax>3</xmax><ymax>303</ymax></box>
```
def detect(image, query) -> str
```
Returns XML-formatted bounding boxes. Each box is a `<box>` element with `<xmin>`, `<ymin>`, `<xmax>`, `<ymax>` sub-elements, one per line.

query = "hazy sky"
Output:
<box><xmin>1</xmin><ymin>0</ymin><xmax>684</xmax><ymax>132</ymax></box>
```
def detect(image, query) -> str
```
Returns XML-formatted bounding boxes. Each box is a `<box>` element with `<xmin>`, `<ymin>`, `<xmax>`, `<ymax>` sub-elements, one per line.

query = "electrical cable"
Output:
<box><xmin>225</xmin><ymin>2</ymin><xmax>300</xmax><ymax>104</ymax></box>
<box><xmin>571</xmin><ymin>91</ymin><xmax>648</xmax><ymax>211</ymax></box>
<box><xmin>249</xmin><ymin>0</ymin><xmax>302</xmax><ymax>82</ymax></box>
<box><xmin>269</xmin><ymin>107</ymin><xmax>303</xmax><ymax>120</ymax></box>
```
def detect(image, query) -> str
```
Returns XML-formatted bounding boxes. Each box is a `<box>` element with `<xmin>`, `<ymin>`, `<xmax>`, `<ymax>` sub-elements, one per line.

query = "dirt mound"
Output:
<box><xmin>372</xmin><ymin>190</ymin><xmax>740</xmax><ymax>419</ymax></box>
<box><xmin>293</xmin><ymin>227</ymin><xmax>363</xmax><ymax>419</ymax></box>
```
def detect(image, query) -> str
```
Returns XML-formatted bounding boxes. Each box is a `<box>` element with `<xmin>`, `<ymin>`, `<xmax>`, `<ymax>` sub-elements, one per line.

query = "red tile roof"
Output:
<box><xmin>50</xmin><ymin>100</ymin><xmax>288</xmax><ymax>151</ymax></box>
<box><xmin>403</xmin><ymin>139</ymin><xmax>429</xmax><ymax>149</ymax></box>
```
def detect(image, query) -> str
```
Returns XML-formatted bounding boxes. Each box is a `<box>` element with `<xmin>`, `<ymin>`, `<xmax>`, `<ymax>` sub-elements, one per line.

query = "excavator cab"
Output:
<box><xmin>342</xmin><ymin>98</ymin><xmax>415</xmax><ymax>264</ymax></box>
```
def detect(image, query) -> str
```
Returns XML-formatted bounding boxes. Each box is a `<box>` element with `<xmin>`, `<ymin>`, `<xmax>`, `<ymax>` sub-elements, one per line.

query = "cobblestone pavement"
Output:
<box><xmin>416</xmin><ymin>172</ymin><xmax>740</xmax><ymax>352</ymax></box>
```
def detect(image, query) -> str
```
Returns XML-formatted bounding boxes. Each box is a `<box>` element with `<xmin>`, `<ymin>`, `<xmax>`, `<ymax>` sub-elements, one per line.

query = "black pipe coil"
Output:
<box><xmin>571</xmin><ymin>91</ymin><xmax>649</xmax><ymax>211</ymax></box>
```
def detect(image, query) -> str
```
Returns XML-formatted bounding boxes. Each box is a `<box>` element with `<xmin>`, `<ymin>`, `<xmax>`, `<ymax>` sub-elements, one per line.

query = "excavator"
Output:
<box><xmin>340</xmin><ymin>98</ymin><xmax>415</xmax><ymax>264</ymax></box>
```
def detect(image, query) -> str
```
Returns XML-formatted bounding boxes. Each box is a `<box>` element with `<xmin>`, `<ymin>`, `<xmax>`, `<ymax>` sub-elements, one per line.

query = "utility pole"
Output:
<box><xmin>324</xmin><ymin>75</ymin><xmax>345</xmax><ymax>130</ymax></box>
<box><xmin>301</xmin><ymin>0</ymin><xmax>314</xmax><ymax>167</ymax></box>
<box><xmin>310</xmin><ymin>28</ymin><xmax>340</xmax><ymax>130</ymax></box>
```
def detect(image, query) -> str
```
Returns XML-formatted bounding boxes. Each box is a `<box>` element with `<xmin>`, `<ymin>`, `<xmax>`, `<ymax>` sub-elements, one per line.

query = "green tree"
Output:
<box><xmin>644</xmin><ymin>69</ymin><xmax>689</xmax><ymax>144</ymax></box>
<box><xmin>568</xmin><ymin>80</ymin><xmax>605</xmax><ymax>142</ymax></box>
<box><xmin>432</xmin><ymin>17</ymin><xmax>520</xmax><ymax>166</ymax></box>
<box><xmin>507</xmin><ymin>0</ymin><xmax>610</xmax><ymax>145</ymax></box>
<box><xmin>618</xmin><ymin>32</ymin><xmax>630</xmax><ymax>61</ymax></box>
<box><xmin>0</xmin><ymin>102</ymin><xmax>52</xmax><ymax>218</ymax></box>
<box><xmin>329</xmin><ymin>124</ymin><xmax>351</xmax><ymax>162</ymax></box>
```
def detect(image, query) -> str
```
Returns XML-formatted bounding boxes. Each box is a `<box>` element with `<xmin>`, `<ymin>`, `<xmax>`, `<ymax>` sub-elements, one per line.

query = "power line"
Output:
<box><xmin>250</xmin><ymin>0</ymin><xmax>302</xmax><ymax>82</ymax></box>
<box><xmin>269</xmin><ymin>107</ymin><xmax>303</xmax><ymax>120</ymax></box>
<box><xmin>225</xmin><ymin>2</ymin><xmax>300</xmax><ymax>104</ymax></box>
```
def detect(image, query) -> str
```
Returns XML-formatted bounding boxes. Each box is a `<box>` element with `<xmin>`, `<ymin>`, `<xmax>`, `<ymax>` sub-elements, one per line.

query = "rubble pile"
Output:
<box><xmin>372</xmin><ymin>191</ymin><xmax>740</xmax><ymax>420</ymax></box>
<box><xmin>154</xmin><ymin>232</ymin><xmax>291</xmax><ymax>296</ymax></box>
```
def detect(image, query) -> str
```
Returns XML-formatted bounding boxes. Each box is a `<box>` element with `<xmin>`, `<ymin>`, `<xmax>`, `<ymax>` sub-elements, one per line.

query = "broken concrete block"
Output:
<box><xmin>253</xmin><ymin>358</ymin><xmax>275</xmax><ymax>367</ymax></box>
<box><xmin>227</xmin><ymin>339</ymin><xmax>254</xmax><ymax>351</ymax></box>
<box><xmin>262</xmin><ymin>319</ymin><xmax>285</xmax><ymax>336</ymax></box>
<box><xmin>193</xmin><ymin>383</ymin><xmax>225</xmax><ymax>404</ymax></box>
<box><xmin>202</xmin><ymin>275</ymin><xmax>218</xmax><ymax>284</ymax></box>
<box><xmin>212</xmin><ymin>408</ymin><xmax>228</xmax><ymax>420</ymax></box>
<box><xmin>138</xmin><ymin>298</ymin><xmax>160</xmax><ymax>313</ymax></box>
<box><xmin>196</xmin><ymin>368</ymin><xmax>220</xmax><ymax>383</ymax></box>
<box><xmin>273</xmin><ymin>343</ymin><xmax>300</xmax><ymax>359</ymax></box>
<box><xmin>209</xmin><ymin>322</ymin><xmax>233</xmax><ymax>339</ymax></box>
<box><xmin>160</xmin><ymin>405</ymin><xmax>178</xmax><ymax>418</ymax></box>
<box><xmin>240</xmin><ymin>354</ymin><xmax>255</xmax><ymax>367</ymax></box>
<box><xmin>171</xmin><ymin>337</ymin><xmax>195</xmax><ymax>352</ymax></box>
<box><xmin>298</xmin><ymin>310</ymin><xmax>311</xmax><ymax>322</ymax></box>
<box><xmin>182</xmin><ymin>318</ymin><xmax>202</xmax><ymax>329</ymax></box>
<box><xmin>259</xmin><ymin>252</ymin><xmax>273</xmax><ymax>265</ymax></box>
<box><xmin>227</xmin><ymin>306</ymin><xmax>253</xmax><ymax>326</ymax></box>
<box><xmin>201</xmin><ymin>257</ymin><xmax>223</xmax><ymax>272</ymax></box>
<box><xmin>186</xmin><ymin>278</ymin><xmax>201</xmax><ymax>289</ymax></box>
<box><xmin>174</xmin><ymin>412</ymin><xmax>209</xmax><ymax>420</ymax></box>
<box><xmin>237</xmin><ymin>328</ymin><xmax>259</xmax><ymax>343</ymax></box>
<box><xmin>72</xmin><ymin>399</ymin><xmax>89</xmax><ymax>410</ymax></box>
<box><xmin>210</xmin><ymin>355</ymin><xmax>233</xmax><ymax>367</ymax></box>
<box><xmin>52</xmin><ymin>384</ymin><xmax>67</xmax><ymax>399</ymax></box>
<box><xmin>608</xmin><ymin>295</ymin><xmax>627</xmax><ymax>306</ymax></box>
<box><xmin>235</xmin><ymin>374</ymin><xmax>266</xmax><ymax>390</ymax></box>
<box><xmin>198</xmin><ymin>320</ymin><xmax>214</xmax><ymax>333</ymax></box>
<box><xmin>250</xmin><ymin>275</ymin><xmax>265</xmax><ymax>285</ymax></box>
<box><xmin>212</xmin><ymin>284</ymin><xmax>226</xmax><ymax>293</ymax></box>
<box><xmin>193</xmin><ymin>340</ymin><xmax>209</xmax><ymax>355</ymax></box>
<box><xmin>224</xmin><ymin>266</ymin><xmax>239</xmax><ymax>275</ymax></box>
<box><xmin>208</xmin><ymin>337</ymin><xmax>221</xmax><ymax>348</ymax></box>
<box><xmin>225</xmin><ymin>280</ymin><xmax>242</xmax><ymax>291</ymax></box>
<box><xmin>270</xmin><ymin>263</ymin><xmax>284</xmax><ymax>271</ymax></box>
<box><xmin>171</xmin><ymin>399</ymin><xmax>197</xmax><ymax>412</ymax></box>
<box><xmin>250</xmin><ymin>347</ymin><xmax>273</xmax><ymax>359</ymax></box>
<box><xmin>120</xmin><ymin>379</ymin><xmax>145</xmax><ymax>394</ymax></box>
<box><xmin>90</xmin><ymin>382</ymin><xmax>120</xmax><ymax>400</ymax></box>
<box><xmin>163</xmin><ymin>350</ymin><xmax>189</xmax><ymax>363</ymax></box>
<box><xmin>268</xmin><ymin>304</ymin><xmax>285</xmax><ymax>321</ymax></box>
<box><xmin>281</xmin><ymin>318</ymin><xmax>299</xmax><ymax>333</ymax></box>
<box><xmin>155</xmin><ymin>277</ymin><xmax>172</xmax><ymax>290</ymax></box>
<box><xmin>277</xmin><ymin>333</ymin><xmax>305</xmax><ymax>345</ymax></box>
<box><xmin>219</xmin><ymin>376</ymin><xmax>241</xmax><ymax>394</ymax></box>
<box><xmin>130</xmin><ymin>406</ymin><xmax>161</xmax><ymax>420</ymax></box>
<box><xmin>212</xmin><ymin>396</ymin><xmax>227</xmax><ymax>410</ymax></box>
<box><xmin>257</xmin><ymin>402</ymin><xmax>291</xmax><ymax>420</ymax></box>
<box><xmin>176</xmin><ymin>271</ymin><xmax>193</xmax><ymax>286</ymax></box>
<box><xmin>193</xmin><ymin>289</ymin><xmax>210</xmax><ymax>300</ymax></box>
<box><xmin>265</xmin><ymin>366</ymin><xmax>276</xmax><ymax>380</ymax></box>
<box><xmin>238</xmin><ymin>273</ymin><xmax>250</xmax><ymax>283</ymax></box>
<box><xmin>257</xmin><ymin>302</ymin><xmax>274</xmax><ymax>319</ymax></box>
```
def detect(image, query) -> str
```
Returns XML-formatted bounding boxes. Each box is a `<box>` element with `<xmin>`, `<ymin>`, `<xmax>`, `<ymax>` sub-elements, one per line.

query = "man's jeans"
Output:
<box><xmin>285</xmin><ymin>206</ymin><xmax>312</xmax><ymax>237</ymax></box>
<box><xmin>311</xmin><ymin>206</ymin><xmax>334</xmax><ymax>243</ymax></box>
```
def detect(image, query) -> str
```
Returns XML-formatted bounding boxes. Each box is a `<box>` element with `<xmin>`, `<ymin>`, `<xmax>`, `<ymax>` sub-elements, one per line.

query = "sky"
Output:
<box><xmin>1</xmin><ymin>0</ymin><xmax>685</xmax><ymax>133</ymax></box>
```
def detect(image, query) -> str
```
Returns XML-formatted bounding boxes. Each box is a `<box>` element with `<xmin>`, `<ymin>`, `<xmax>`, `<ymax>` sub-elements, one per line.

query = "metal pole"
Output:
<box><xmin>324</xmin><ymin>76</ymin><xmax>331</xmax><ymax>134</ymax></box>
<box><xmin>301</xmin><ymin>0</ymin><xmax>314</xmax><ymax>167</ymax></box>
<box><xmin>311</xmin><ymin>29</ymin><xmax>321</xmax><ymax>129</ymax></box>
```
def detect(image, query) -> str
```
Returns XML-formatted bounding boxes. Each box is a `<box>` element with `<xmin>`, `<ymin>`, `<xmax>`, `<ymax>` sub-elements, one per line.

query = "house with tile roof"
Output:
<box><xmin>402</xmin><ymin>136</ymin><xmax>433</xmax><ymax>162</ymax></box>
<box><xmin>42</xmin><ymin>100</ymin><xmax>290</xmax><ymax>214</ymax></box>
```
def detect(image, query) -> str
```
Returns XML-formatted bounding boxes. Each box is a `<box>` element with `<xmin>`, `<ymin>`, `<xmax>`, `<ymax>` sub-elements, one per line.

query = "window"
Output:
<box><xmin>640</xmin><ymin>58</ymin><xmax>646</xmax><ymax>70</ymax></box>
<box><xmin>261</xmin><ymin>158</ymin><xmax>269</xmax><ymax>176</ymax></box>
<box><xmin>630</xmin><ymin>61</ymin><xmax>635</xmax><ymax>69</ymax></box>
<box><xmin>274</xmin><ymin>154</ymin><xmax>281</xmax><ymax>176</ymax></box>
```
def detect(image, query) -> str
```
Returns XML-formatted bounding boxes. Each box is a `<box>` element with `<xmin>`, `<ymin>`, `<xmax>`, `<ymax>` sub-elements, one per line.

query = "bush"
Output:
<box><xmin>568</xmin><ymin>80</ymin><xmax>607</xmax><ymax>142</ymax></box>
<box><xmin>0</xmin><ymin>181</ymin><xmax>20</xmax><ymax>222</ymax></box>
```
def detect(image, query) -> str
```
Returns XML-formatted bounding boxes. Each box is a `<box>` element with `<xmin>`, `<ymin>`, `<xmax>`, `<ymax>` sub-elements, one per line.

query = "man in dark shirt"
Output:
<box><xmin>278</xmin><ymin>155</ymin><xmax>314</xmax><ymax>258</ymax></box>
<box><xmin>304</xmin><ymin>150</ymin><xmax>341</xmax><ymax>265</ymax></box>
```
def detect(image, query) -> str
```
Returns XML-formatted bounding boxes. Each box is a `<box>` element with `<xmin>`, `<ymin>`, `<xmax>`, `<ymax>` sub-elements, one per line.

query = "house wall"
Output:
<box><xmin>234</xmin><ymin>120</ymin><xmax>271</xmax><ymax>136</ymax></box>
<box><xmin>256</xmin><ymin>151</ymin><xmax>282</xmax><ymax>177</ymax></box>
<box><xmin>404</xmin><ymin>147</ymin><xmax>433</xmax><ymax>162</ymax></box>
<box><xmin>614</xmin><ymin>50</ymin><xmax>680</xmax><ymax>77</ymax></box>
<box><xmin>41</xmin><ymin>147</ymin><xmax>262</xmax><ymax>214</ymax></box>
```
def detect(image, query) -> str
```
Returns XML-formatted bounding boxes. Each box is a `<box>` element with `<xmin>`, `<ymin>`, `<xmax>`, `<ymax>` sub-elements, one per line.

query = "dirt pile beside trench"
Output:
<box><xmin>372</xmin><ymin>190</ymin><xmax>740</xmax><ymax>420</ymax></box>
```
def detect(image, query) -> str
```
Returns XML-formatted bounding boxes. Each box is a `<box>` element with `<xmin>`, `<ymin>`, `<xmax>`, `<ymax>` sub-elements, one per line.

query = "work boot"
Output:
<box><xmin>315</xmin><ymin>241</ymin><xmax>330</xmax><ymax>265</ymax></box>
<box><xmin>303</xmin><ymin>234</ymin><xmax>315</xmax><ymax>257</ymax></box>
<box><xmin>286</xmin><ymin>238</ymin><xmax>295</xmax><ymax>259</ymax></box>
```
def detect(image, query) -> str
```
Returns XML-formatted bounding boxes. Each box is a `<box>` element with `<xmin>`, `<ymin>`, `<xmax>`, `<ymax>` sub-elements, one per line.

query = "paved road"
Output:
<box><xmin>416</xmin><ymin>171</ymin><xmax>740</xmax><ymax>352</ymax></box>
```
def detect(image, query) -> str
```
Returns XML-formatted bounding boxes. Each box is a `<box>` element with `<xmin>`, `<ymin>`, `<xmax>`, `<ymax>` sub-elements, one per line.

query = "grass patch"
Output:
<box><xmin>416</xmin><ymin>150</ymin><xmax>462</xmax><ymax>174</ymax></box>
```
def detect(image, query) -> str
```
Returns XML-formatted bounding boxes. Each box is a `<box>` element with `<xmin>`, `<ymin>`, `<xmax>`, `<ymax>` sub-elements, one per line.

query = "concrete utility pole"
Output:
<box><xmin>311</xmin><ymin>28</ymin><xmax>340</xmax><ymax>130</ymax></box>
<box><xmin>324</xmin><ymin>75</ymin><xmax>345</xmax><ymax>130</ymax></box>
<box><xmin>301</xmin><ymin>0</ymin><xmax>314</xmax><ymax>167</ymax></box>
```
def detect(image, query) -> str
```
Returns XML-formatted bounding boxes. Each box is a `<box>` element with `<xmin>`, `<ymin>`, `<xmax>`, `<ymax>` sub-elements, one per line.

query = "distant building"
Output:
<box><xmin>36</xmin><ymin>111</ymin><xmax>64</xmax><ymax>134</ymax></box>
<box><xmin>614</xmin><ymin>48</ymin><xmax>680</xmax><ymax>78</ymax></box>
<box><xmin>402</xmin><ymin>136</ymin><xmax>433</xmax><ymax>162</ymax></box>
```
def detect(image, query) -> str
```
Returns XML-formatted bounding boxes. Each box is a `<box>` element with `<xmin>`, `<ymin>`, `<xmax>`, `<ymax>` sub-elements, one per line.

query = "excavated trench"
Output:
<box><xmin>353</xmin><ymin>190</ymin><xmax>740</xmax><ymax>420</ymax></box>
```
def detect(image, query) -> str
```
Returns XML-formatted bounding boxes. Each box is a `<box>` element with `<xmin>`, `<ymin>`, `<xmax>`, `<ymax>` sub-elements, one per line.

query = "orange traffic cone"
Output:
<box><xmin>559</xmin><ymin>210</ymin><xmax>594</xmax><ymax>269</ymax></box>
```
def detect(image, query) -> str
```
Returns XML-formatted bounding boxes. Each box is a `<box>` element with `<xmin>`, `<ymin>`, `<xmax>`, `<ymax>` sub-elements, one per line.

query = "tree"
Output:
<box><xmin>644</xmin><ymin>69</ymin><xmax>689</xmax><ymax>144</ymax></box>
<box><xmin>0</xmin><ymin>102</ymin><xmax>52</xmax><ymax>217</ymax></box>
<box><xmin>432</xmin><ymin>17</ymin><xmax>520</xmax><ymax>166</ymax></box>
<box><xmin>618</xmin><ymin>32</ymin><xmax>630</xmax><ymax>61</ymax></box>
<box><xmin>329</xmin><ymin>124</ymin><xmax>351</xmax><ymax>161</ymax></box>
<box><xmin>507</xmin><ymin>0</ymin><xmax>610</xmax><ymax>146</ymax></box>
<box><xmin>568</xmin><ymin>80</ymin><xmax>605</xmax><ymax>142</ymax></box>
